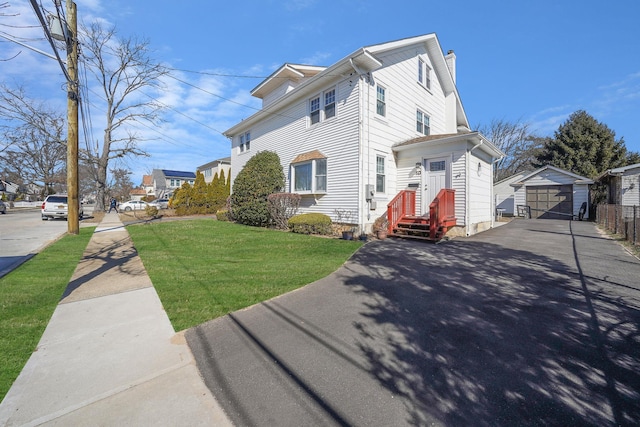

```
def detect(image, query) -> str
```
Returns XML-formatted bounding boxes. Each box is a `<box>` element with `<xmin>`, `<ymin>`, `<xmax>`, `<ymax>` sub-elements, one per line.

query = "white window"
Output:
<box><xmin>292</xmin><ymin>158</ymin><xmax>327</xmax><ymax>193</ymax></box>
<box><xmin>309</xmin><ymin>88</ymin><xmax>336</xmax><ymax>125</ymax></box>
<box><xmin>418</xmin><ymin>58</ymin><xmax>432</xmax><ymax>90</ymax></box>
<box><xmin>376</xmin><ymin>85</ymin><xmax>386</xmax><ymax>117</ymax></box>
<box><xmin>310</xmin><ymin>96</ymin><xmax>320</xmax><ymax>125</ymax></box>
<box><xmin>239</xmin><ymin>131</ymin><xmax>251</xmax><ymax>153</ymax></box>
<box><xmin>170</xmin><ymin>179</ymin><xmax>181</xmax><ymax>187</ymax></box>
<box><xmin>376</xmin><ymin>156</ymin><xmax>385</xmax><ymax>193</ymax></box>
<box><xmin>324</xmin><ymin>89</ymin><xmax>335</xmax><ymax>119</ymax></box>
<box><xmin>416</xmin><ymin>110</ymin><xmax>430</xmax><ymax>135</ymax></box>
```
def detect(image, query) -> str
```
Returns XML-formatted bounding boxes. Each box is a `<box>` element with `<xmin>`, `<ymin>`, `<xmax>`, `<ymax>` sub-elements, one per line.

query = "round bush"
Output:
<box><xmin>288</xmin><ymin>213</ymin><xmax>332</xmax><ymax>235</ymax></box>
<box><xmin>231</xmin><ymin>151</ymin><xmax>285</xmax><ymax>227</ymax></box>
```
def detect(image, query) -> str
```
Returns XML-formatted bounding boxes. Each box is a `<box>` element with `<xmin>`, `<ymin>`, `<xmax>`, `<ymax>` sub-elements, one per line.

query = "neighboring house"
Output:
<box><xmin>141</xmin><ymin>175</ymin><xmax>155</xmax><ymax>197</ymax></box>
<box><xmin>151</xmin><ymin>169</ymin><xmax>196</xmax><ymax>199</ymax></box>
<box><xmin>503</xmin><ymin>165</ymin><xmax>593</xmax><ymax>219</ymax></box>
<box><xmin>129</xmin><ymin>188</ymin><xmax>147</xmax><ymax>201</ymax></box>
<box><xmin>493</xmin><ymin>171</ymin><xmax>529</xmax><ymax>216</ymax></box>
<box><xmin>598</xmin><ymin>163</ymin><xmax>640</xmax><ymax>206</ymax></box>
<box><xmin>224</xmin><ymin>33</ymin><xmax>504</xmax><ymax>237</ymax></box>
<box><xmin>0</xmin><ymin>180</ymin><xmax>20</xmax><ymax>199</ymax></box>
<box><xmin>197</xmin><ymin>157</ymin><xmax>231</xmax><ymax>184</ymax></box>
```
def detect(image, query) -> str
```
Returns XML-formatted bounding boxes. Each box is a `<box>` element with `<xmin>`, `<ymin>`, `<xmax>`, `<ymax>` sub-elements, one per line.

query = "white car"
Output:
<box><xmin>119</xmin><ymin>200</ymin><xmax>149</xmax><ymax>211</ymax></box>
<box><xmin>41</xmin><ymin>194</ymin><xmax>84</xmax><ymax>220</ymax></box>
<box><xmin>148</xmin><ymin>198</ymin><xmax>169</xmax><ymax>209</ymax></box>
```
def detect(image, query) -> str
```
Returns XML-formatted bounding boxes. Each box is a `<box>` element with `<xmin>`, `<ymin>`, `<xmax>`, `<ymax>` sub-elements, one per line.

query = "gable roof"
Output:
<box><xmin>511</xmin><ymin>165</ymin><xmax>594</xmax><ymax>186</ymax></box>
<box><xmin>197</xmin><ymin>157</ymin><xmax>231</xmax><ymax>170</ymax></box>
<box><xmin>162</xmin><ymin>170</ymin><xmax>196</xmax><ymax>179</ymax></box>
<box><xmin>224</xmin><ymin>33</ymin><xmax>467</xmax><ymax>136</ymax></box>
<box><xmin>251</xmin><ymin>64</ymin><xmax>326</xmax><ymax>99</ymax></box>
<box><xmin>598</xmin><ymin>162</ymin><xmax>640</xmax><ymax>179</ymax></box>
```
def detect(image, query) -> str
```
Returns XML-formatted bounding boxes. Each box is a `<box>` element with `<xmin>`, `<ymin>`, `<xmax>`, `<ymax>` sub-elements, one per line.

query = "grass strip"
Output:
<box><xmin>0</xmin><ymin>228</ymin><xmax>94</xmax><ymax>401</ymax></box>
<box><xmin>127</xmin><ymin>219</ymin><xmax>362</xmax><ymax>331</ymax></box>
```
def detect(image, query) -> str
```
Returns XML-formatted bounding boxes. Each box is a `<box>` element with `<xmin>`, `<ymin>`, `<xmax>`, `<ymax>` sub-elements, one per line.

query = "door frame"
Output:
<box><xmin>422</xmin><ymin>156</ymin><xmax>450</xmax><ymax>214</ymax></box>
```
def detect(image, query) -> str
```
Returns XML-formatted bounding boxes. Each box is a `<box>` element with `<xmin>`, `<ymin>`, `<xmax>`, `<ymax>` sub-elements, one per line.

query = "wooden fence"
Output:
<box><xmin>596</xmin><ymin>204</ymin><xmax>640</xmax><ymax>246</ymax></box>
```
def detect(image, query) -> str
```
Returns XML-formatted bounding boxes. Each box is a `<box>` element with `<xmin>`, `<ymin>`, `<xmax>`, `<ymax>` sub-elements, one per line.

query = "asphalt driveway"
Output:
<box><xmin>186</xmin><ymin>219</ymin><xmax>640</xmax><ymax>426</ymax></box>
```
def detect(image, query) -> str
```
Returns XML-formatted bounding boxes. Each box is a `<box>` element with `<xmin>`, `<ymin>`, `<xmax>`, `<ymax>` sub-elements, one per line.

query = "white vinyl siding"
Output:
<box><xmin>231</xmin><ymin>79</ymin><xmax>360</xmax><ymax>221</ymax></box>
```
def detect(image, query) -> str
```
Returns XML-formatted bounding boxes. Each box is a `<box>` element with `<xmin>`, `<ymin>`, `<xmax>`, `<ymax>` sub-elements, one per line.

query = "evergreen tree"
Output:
<box><xmin>535</xmin><ymin>110</ymin><xmax>627</xmax><ymax>179</ymax></box>
<box><xmin>231</xmin><ymin>151</ymin><xmax>285</xmax><ymax>227</ymax></box>
<box><xmin>191</xmin><ymin>171</ymin><xmax>208</xmax><ymax>213</ymax></box>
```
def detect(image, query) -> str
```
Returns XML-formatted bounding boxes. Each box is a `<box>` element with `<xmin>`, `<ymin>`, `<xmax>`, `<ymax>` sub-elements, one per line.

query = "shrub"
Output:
<box><xmin>216</xmin><ymin>209</ymin><xmax>230</xmax><ymax>221</ymax></box>
<box><xmin>145</xmin><ymin>205</ymin><xmax>159</xmax><ymax>218</ymax></box>
<box><xmin>230</xmin><ymin>151</ymin><xmax>285</xmax><ymax>227</ymax></box>
<box><xmin>288</xmin><ymin>213</ymin><xmax>332</xmax><ymax>235</ymax></box>
<box><xmin>267</xmin><ymin>193</ymin><xmax>301</xmax><ymax>230</ymax></box>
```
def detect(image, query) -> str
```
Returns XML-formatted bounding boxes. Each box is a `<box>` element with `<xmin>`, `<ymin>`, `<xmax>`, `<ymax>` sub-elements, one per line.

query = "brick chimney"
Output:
<box><xmin>445</xmin><ymin>50</ymin><xmax>456</xmax><ymax>83</ymax></box>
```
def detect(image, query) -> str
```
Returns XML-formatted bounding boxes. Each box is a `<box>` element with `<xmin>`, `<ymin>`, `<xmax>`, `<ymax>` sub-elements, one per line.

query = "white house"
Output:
<box><xmin>224</xmin><ymin>33</ymin><xmax>503</xmax><ymax>238</ymax></box>
<box><xmin>502</xmin><ymin>165</ymin><xmax>593</xmax><ymax>219</ymax></box>
<box><xmin>151</xmin><ymin>169</ymin><xmax>196</xmax><ymax>199</ymax></box>
<box><xmin>598</xmin><ymin>163</ymin><xmax>640</xmax><ymax>206</ymax></box>
<box><xmin>197</xmin><ymin>157</ymin><xmax>231</xmax><ymax>184</ymax></box>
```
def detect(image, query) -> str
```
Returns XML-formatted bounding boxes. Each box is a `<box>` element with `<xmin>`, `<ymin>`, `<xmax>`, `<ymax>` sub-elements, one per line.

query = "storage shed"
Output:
<box><xmin>505</xmin><ymin>166</ymin><xmax>593</xmax><ymax>219</ymax></box>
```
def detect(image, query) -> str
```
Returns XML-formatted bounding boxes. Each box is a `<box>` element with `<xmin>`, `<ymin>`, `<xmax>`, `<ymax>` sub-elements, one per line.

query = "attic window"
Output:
<box><xmin>418</xmin><ymin>57</ymin><xmax>431</xmax><ymax>90</ymax></box>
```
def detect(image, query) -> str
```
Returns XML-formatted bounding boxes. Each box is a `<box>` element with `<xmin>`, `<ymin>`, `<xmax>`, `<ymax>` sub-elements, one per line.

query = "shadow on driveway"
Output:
<box><xmin>188</xmin><ymin>220</ymin><xmax>640</xmax><ymax>426</ymax></box>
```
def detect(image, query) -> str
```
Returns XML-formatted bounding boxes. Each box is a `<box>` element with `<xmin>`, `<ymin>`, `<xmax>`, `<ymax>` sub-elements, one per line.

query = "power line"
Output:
<box><xmin>27</xmin><ymin>0</ymin><xmax>72</xmax><ymax>83</ymax></box>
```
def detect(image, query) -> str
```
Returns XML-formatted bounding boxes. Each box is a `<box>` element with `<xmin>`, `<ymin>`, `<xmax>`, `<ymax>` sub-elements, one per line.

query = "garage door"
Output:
<box><xmin>526</xmin><ymin>185</ymin><xmax>573</xmax><ymax>219</ymax></box>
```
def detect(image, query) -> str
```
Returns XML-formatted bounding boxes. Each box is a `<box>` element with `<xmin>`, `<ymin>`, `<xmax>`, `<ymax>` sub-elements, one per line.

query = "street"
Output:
<box><xmin>0</xmin><ymin>207</ymin><xmax>92</xmax><ymax>277</ymax></box>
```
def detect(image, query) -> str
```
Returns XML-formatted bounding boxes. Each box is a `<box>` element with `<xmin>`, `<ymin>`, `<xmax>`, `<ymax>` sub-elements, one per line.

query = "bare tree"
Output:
<box><xmin>0</xmin><ymin>85</ymin><xmax>67</xmax><ymax>192</ymax></box>
<box><xmin>478</xmin><ymin>118</ymin><xmax>543</xmax><ymax>182</ymax></box>
<box><xmin>80</xmin><ymin>22</ymin><xmax>167</xmax><ymax>210</ymax></box>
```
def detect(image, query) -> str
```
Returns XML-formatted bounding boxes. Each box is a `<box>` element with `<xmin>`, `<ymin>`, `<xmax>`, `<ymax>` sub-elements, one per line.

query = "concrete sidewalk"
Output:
<box><xmin>0</xmin><ymin>212</ymin><xmax>232</xmax><ymax>426</ymax></box>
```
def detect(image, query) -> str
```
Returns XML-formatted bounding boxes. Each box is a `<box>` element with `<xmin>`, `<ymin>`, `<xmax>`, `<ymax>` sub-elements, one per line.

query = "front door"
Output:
<box><xmin>423</xmin><ymin>157</ymin><xmax>448</xmax><ymax>213</ymax></box>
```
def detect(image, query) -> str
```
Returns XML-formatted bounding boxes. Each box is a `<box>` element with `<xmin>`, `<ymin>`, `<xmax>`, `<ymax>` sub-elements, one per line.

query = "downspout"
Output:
<box><xmin>466</xmin><ymin>138</ymin><xmax>483</xmax><ymax>236</ymax></box>
<box><xmin>350</xmin><ymin>58</ymin><xmax>368</xmax><ymax>233</ymax></box>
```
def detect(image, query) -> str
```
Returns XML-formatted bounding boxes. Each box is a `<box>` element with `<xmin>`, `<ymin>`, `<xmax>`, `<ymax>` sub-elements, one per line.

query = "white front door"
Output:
<box><xmin>423</xmin><ymin>157</ymin><xmax>448</xmax><ymax>213</ymax></box>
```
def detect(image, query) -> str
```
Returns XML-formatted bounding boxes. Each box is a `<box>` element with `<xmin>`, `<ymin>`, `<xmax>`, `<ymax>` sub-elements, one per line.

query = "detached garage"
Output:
<box><xmin>508</xmin><ymin>166</ymin><xmax>593</xmax><ymax>219</ymax></box>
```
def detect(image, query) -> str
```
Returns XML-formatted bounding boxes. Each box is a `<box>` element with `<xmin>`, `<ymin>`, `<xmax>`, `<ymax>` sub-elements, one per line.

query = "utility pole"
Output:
<box><xmin>66</xmin><ymin>1</ymin><xmax>79</xmax><ymax>234</ymax></box>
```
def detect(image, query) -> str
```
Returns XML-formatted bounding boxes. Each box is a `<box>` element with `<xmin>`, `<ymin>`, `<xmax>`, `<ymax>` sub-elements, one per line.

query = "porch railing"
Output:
<box><xmin>387</xmin><ymin>189</ymin><xmax>416</xmax><ymax>234</ymax></box>
<box><xmin>429</xmin><ymin>189</ymin><xmax>456</xmax><ymax>239</ymax></box>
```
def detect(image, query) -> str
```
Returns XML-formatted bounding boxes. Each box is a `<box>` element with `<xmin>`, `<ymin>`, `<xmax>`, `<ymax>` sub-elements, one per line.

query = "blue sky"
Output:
<box><xmin>2</xmin><ymin>0</ymin><xmax>639</xmax><ymax>185</ymax></box>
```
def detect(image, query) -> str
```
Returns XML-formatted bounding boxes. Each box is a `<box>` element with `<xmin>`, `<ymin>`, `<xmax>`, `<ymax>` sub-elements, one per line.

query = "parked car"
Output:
<box><xmin>119</xmin><ymin>200</ymin><xmax>149</xmax><ymax>211</ymax></box>
<box><xmin>41</xmin><ymin>194</ymin><xmax>84</xmax><ymax>220</ymax></box>
<box><xmin>148</xmin><ymin>198</ymin><xmax>169</xmax><ymax>209</ymax></box>
<box><xmin>0</xmin><ymin>200</ymin><xmax>6</xmax><ymax>214</ymax></box>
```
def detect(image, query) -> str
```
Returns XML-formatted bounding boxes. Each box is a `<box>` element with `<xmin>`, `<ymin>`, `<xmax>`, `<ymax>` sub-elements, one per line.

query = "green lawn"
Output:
<box><xmin>0</xmin><ymin>228</ymin><xmax>94</xmax><ymax>401</ymax></box>
<box><xmin>127</xmin><ymin>219</ymin><xmax>362</xmax><ymax>331</ymax></box>
<box><xmin>0</xmin><ymin>219</ymin><xmax>361</xmax><ymax>402</ymax></box>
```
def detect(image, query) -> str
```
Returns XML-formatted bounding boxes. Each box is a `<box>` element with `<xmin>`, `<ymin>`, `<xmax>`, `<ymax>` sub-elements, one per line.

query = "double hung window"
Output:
<box><xmin>416</xmin><ymin>110</ymin><xmax>430</xmax><ymax>135</ymax></box>
<box><xmin>309</xmin><ymin>88</ymin><xmax>336</xmax><ymax>125</ymax></box>
<box><xmin>376</xmin><ymin>85</ymin><xmax>386</xmax><ymax>117</ymax></box>
<box><xmin>418</xmin><ymin>58</ymin><xmax>432</xmax><ymax>90</ymax></box>
<box><xmin>239</xmin><ymin>131</ymin><xmax>251</xmax><ymax>152</ymax></box>
<box><xmin>376</xmin><ymin>156</ymin><xmax>385</xmax><ymax>193</ymax></box>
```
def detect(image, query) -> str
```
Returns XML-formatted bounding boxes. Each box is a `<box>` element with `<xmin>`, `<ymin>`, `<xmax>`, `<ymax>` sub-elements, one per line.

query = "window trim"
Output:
<box><xmin>376</xmin><ymin>85</ymin><xmax>386</xmax><ymax>117</ymax></box>
<box><xmin>416</xmin><ymin>109</ymin><xmax>430</xmax><ymax>135</ymax></box>
<box><xmin>239</xmin><ymin>131</ymin><xmax>251</xmax><ymax>153</ymax></box>
<box><xmin>418</xmin><ymin>57</ymin><xmax>432</xmax><ymax>91</ymax></box>
<box><xmin>308</xmin><ymin>87</ymin><xmax>337</xmax><ymax>126</ymax></box>
<box><xmin>376</xmin><ymin>155</ymin><xmax>385</xmax><ymax>193</ymax></box>
<box><xmin>291</xmin><ymin>158</ymin><xmax>327</xmax><ymax>194</ymax></box>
